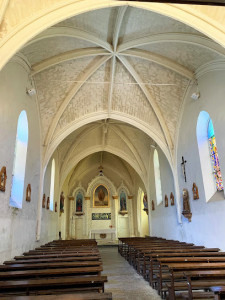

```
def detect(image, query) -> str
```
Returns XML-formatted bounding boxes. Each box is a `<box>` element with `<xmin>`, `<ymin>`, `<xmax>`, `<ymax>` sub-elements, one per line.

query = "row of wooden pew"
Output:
<box><xmin>0</xmin><ymin>239</ymin><xmax>112</xmax><ymax>299</ymax></box>
<box><xmin>118</xmin><ymin>237</ymin><xmax>225</xmax><ymax>300</ymax></box>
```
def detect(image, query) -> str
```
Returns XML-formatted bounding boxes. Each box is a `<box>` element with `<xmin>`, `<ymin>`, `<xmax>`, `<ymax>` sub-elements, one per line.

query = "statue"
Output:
<box><xmin>192</xmin><ymin>183</ymin><xmax>199</xmax><ymax>200</ymax></box>
<box><xmin>165</xmin><ymin>195</ymin><xmax>168</xmax><ymax>207</ymax></box>
<box><xmin>120</xmin><ymin>196</ymin><xmax>126</xmax><ymax>211</ymax></box>
<box><xmin>119</xmin><ymin>191</ymin><xmax>128</xmax><ymax>215</ymax></box>
<box><xmin>76</xmin><ymin>197</ymin><xmax>82</xmax><ymax>212</ymax></box>
<box><xmin>151</xmin><ymin>200</ymin><xmax>155</xmax><ymax>211</ymax></box>
<box><xmin>60</xmin><ymin>191</ymin><xmax>65</xmax><ymax>213</ymax></box>
<box><xmin>46</xmin><ymin>197</ymin><xmax>50</xmax><ymax>210</ymax></box>
<box><xmin>182</xmin><ymin>188</ymin><xmax>192</xmax><ymax>222</ymax></box>
<box><xmin>170</xmin><ymin>192</ymin><xmax>175</xmax><ymax>206</ymax></box>
<box><xmin>42</xmin><ymin>194</ymin><xmax>46</xmax><ymax>208</ymax></box>
<box><xmin>143</xmin><ymin>193</ymin><xmax>148</xmax><ymax>215</ymax></box>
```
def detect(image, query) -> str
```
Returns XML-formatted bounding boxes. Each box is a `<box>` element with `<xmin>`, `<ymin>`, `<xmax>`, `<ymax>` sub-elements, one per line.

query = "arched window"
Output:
<box><xmin>49</xmin><ymin>159</ymin><xmax>55</xmax><ymax>211</ymax></box>
<box><xmin>10</xmin><ymin>111</ymin><xmax>28</xmax><ymax>208</ymax></box>
<box><xmin>153</xmin><ymin>149</ymin><xmax>162</xmax><ymax>205</ymax></box>
<box><xmin>208</xmin><ymin>119</ymin><xmax>223</xmax><ymax>191</ymax></box>
<box><xmin>197</xmin><ymin>111</ymin><xmax>223</xmax><ymax>202</ymax></box>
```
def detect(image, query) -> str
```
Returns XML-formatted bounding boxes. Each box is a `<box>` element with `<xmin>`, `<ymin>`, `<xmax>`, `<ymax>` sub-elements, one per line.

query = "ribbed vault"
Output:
<box><xmin>15</xmin><ymin>5</ymin><xmax>225</xmax><ymax>168</ymax></box>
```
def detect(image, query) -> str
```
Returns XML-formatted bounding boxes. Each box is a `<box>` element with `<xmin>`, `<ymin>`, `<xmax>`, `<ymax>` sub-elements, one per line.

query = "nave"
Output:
<box><xmin>100</xmin><ymin>246</ymin><xmax>161</xmax><ymax>300</ymax></box>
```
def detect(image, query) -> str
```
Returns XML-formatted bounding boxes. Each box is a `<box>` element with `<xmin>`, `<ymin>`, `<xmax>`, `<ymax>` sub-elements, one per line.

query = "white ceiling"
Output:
<box><xmin>18</xmin><ymin>5</ymin><xmax>225</xmax><ymax>184</ymax></box>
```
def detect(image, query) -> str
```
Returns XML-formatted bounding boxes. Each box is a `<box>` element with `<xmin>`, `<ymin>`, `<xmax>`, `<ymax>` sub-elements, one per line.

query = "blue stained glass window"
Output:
<box><xmin>208</xmin><ymin>118</ymin><xmax>223</xmax><ymax>191</ymax></box>
<box><xmin>10</xmin><ymin>111</ymin><xmax>29</xmax><ymax>208</ymax></box>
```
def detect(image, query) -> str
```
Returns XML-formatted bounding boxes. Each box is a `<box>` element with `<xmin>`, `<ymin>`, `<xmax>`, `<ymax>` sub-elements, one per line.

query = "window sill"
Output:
<box><xmin>207</xmin><ymin>190</ymin><xmax>225</xmax><ymax>203</ymax></box>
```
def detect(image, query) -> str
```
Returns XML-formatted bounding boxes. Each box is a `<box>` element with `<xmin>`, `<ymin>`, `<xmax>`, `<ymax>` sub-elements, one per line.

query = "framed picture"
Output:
<box><xmin>0</xmin><ymin>166</ymin><xmax>7</xmax><ymax>192</ymax></box>
<box><xmin>93</xmin><ymin>184</ymin><xmax>109</xmax><ymax>208</ymax></box>
<box><xmin>92</xmin><ymin>213</ymin><xmax>111</xmax><ymax>220</ymax></box>
<box><xmin>26</xmin><ymin>184</ymin><xmax>31</xmax><ymax>202</ymax></box>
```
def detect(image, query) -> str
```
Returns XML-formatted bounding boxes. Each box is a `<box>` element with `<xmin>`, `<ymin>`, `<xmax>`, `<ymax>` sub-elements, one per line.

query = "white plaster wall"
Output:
<box><xmin>150</xmin><ymin>147</ymin><xmax>180</xmax><ymax>241</ymax></box>
<box><xmin>41</xmin><ymin>153</ymin><xmax>60</xmax><ymax>243</ymax></box>
<box><xmin>0</xmin><ymin>61</ymin><xmax>41</xmax><ymax>263</ymax></box>
<box><xmin>175</xmin><ymin>68</ymin><xmax>225</xmax><ymax>250</ymax></box>
<box><xmin>151</xmin><ymin>68</ymin><xmax>225</xmax><ymax>250</ymax></box>
<box><xmin>0</xmin><ymin>61</ymin><xmax>59</xmax><ymax>263</ymax></box>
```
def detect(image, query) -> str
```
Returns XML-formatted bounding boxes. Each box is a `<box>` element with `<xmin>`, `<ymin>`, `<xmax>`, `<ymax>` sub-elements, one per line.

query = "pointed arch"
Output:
<box><xmin>49</xmin><ymin>159</ymin><xmax>55</xmax><ymax>211</ymax></box>
<box><xmin>196</xmin><ymin>111</ymin><xmax>224</xmax><ymax>202</ymax></box>
<box><xmin>10</xmin><ymin>110</ymin><xmax>29</xmax><ymax>208</ymax></box>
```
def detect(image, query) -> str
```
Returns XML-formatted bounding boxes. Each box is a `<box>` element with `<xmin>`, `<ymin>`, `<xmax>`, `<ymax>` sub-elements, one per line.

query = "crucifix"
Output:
<box><xmin>181</xmin><ymin>156</ymin><xmax>187</xmax><ymax>182</ymax></box>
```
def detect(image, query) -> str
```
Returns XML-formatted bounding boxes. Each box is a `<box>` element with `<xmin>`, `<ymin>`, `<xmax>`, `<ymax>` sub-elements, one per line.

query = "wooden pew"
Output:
<box><xmin>0</xmin><ymin>261</ymin><xmax>102</xmax><ymax>271</ymax></box>
<box><xmin>4</xmin><ymin>256</ymin><xmax>101</xmax><ymax>265</ymax></box>
<box><xmin>210</xmin><ymin>286</ymin><xmax>225</xmax><ymax>300</ymax></box>
<box><xmin>0</xmin><ymin>275</ymin><xmax>108</xmax><ymax>296</ymax></box>
<box><xmin>0</xmin><ymin>293</ymin><xmax>113</xmax><ymax>300</ymax></box>
<box><xmin>164</xmin><ymin>263</ymin><xmax>225</xmax><ymax>300</ymax></box>
<box><xmin>0</xmin><ymin>240</ymin><xmax>107</xmax><ymax>298</ymax></box>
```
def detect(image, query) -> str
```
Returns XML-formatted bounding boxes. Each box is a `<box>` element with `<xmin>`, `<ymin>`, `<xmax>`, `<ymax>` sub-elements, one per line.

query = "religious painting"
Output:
<box><xmin>93</xmin><ymin>184</ymin><xmax>109</xmax><ymax>208</ymax></box>
<box><xmin>165</xmin><ymin>195</ymin><xmax>168</xmax><ymax>207</ymax></box>
<box><xmin>0</xmin><ymin>166</ymin><xmax>7</xmax><ymax>192</ymax></box>
<box><xmin>42</xmin><ymin>194</ymin><xmax>46</xmax><ymax>208</ymax></box>
<box><xmin>151</xmin><ymin>200</ymin><xmax>155</xmax><ymax>211</ymax></box>
<box><xmin>26</xmin><ymin>184</ymin><xmax>31</xmax><ymax>202</ymax></box>
<box><xmin>55</xmin><ymin>202</ymin><xmax>57</xmax><ymax>212</ymax></box>
<box><xmin>76</xmin><ymin>191</ymin><xmax>83</xmax><ymax>213</ymax></box>
<box><xmin>170</xmin><ymin>192</ymin><xmax>175</xmax><ymax>206</ymax></box>
<box><xmin>60</xmin><ymin>191</ymin><xmax>65</xmax><ymax>213</ymax></box>
<box><xmin>92</xmin><ymin>213</ymin><xmax>111</xmax><ymax>220</ymax></box>
<box><xmin>120</xmin><ymin>191</ymin><xmax>127</xmax><ymax>211</ymax></box>
<box><xmin>192</xmin><ymin>183</ymin><xmax>199</xmax><ymax>200</ymax></box>
<box><xmin>46</xmin><ymin>197</ymin><xmax>50</xmax><ymax>210</ymax></box>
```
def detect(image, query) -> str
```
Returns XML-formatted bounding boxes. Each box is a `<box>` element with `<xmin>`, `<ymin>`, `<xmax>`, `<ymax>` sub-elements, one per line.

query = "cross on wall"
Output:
<box><xmin>181</xmin><ymin>156</ymin><xmax>187</xmax><ymax>182</ymax></box>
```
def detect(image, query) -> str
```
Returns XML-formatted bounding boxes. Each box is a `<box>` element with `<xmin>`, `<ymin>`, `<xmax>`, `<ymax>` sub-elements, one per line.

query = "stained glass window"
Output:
<box><xmin>208</xmin><ymin>119</ymin><xmax>223</xmax><ymax>191</ymax></box>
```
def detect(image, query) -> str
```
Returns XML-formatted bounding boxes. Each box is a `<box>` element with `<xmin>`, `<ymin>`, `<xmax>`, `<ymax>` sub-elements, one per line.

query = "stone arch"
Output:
<box><xmin>86</xmin><ymin>174</ymin><xmax>117</xmax><ymax>199</ymax></box>
<box><xmin>1</xmin><ymin>2</ymin><xmax>225</xmax><ymax>72</ymax></box>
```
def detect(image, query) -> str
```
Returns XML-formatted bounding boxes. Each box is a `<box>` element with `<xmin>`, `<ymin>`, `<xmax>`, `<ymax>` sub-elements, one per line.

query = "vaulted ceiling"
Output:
<box><xmin>18</xmin><ymin>5</ymin><xmax>225</xmax><ymax>172</ymax></box>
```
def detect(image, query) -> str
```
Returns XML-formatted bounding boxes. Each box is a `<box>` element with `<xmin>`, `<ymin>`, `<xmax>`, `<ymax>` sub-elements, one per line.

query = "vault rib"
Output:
<box><xmin>31</xmin><ymin>48</ymin><xmax>111</xmax><ymax>76</ymax></box>
<box><xmin>26</xmin><ymin>27</ymin><xmax>113</xmax><ymax>52</ymax></box>
<box><xmin>121</xmin><ymin>49</ymin><xmax>194</xmax><ymax>79</ymax></box>
<box><xmin>117</xmin><ymin>33</ymin><xmax>225</xmax><ymax>57</ymax></box>
<box><xmin>44</xmin><ymin>55</ymin><xmax>112</xmax><ymax>154</ymax></box>
<box><xmin>118</xmin><ymin>55</ymin><xmax>173</xmax><ymax>152</ymax></box>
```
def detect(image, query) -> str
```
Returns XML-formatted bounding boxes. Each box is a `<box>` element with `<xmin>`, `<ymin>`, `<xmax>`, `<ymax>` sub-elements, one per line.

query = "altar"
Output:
<box><xmin>89</xmin><ymin>228</ymin><xmax>116</xmax><ymax>244</ymax></box>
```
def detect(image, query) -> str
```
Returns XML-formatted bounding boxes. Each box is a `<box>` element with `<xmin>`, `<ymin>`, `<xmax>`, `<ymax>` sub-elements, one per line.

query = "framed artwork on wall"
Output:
<box><xmin>170</xmin><ymin>192</ymin><xmax>175</xmax><ymax>206</ymax></box>
<box><xmin>0</xmin><ymin>166</ymin><xmax>7</xmax><ymax>192</ymax></box>
<box><xmin>93</xmin><ymin>184</ymin><xmax>109</xmax><ymax>208</ymax></box>
<box><xmin>26</xmin><ymin>184</ymin><xmax>31</xmax><ymax>202</ymax></box>
<box><xmin>42</xmin><ymin>194</ymin><xmax>45</xmax><ymax>208</ymax></box>
<box><xmin>92</xmin><ymin>213</ymin><xmax>111</xmax><ymax>220</ymax></box>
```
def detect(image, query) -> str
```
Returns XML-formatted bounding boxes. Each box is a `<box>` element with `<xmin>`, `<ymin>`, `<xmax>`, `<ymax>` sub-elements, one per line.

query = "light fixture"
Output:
<box><xmin>26</xmin><ymin>88</ymin><xmax>36</xmax><ymax>96</ymax></box>
<box><xmin>191</xmin><ymin>79</ymin><xmax>200</xmax><ymax>100</ymax></box>
<box><xmin>98</xmin><ymin>165</ymin><xmax>104</xmax><ymax>176</ymax></box>
<box><xmin>191</xmin><ymin>92</ymin><xmax>200</xmax><ymax>100</ymax></box>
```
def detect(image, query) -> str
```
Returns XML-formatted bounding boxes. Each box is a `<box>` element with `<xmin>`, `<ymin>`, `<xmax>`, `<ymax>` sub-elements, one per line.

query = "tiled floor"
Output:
<box><xmin>99</xmin><ymin>247</ymin><xmax>162</xmax><ymax>300</ymax></box>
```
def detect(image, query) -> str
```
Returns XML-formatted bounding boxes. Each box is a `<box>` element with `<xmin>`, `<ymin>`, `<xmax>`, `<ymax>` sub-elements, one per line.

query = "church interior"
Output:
<box><xmin>1</xmin><ymin>1</ymin><xmax>225</xmax><ymax>299</ymax></box>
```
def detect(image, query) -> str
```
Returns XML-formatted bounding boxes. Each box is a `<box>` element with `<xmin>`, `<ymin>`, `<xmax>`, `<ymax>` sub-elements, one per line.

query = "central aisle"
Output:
<box><xmin>99</xmin><ymin>246</ymin><xmax>162</xmax><ymax>300</ymax></box>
